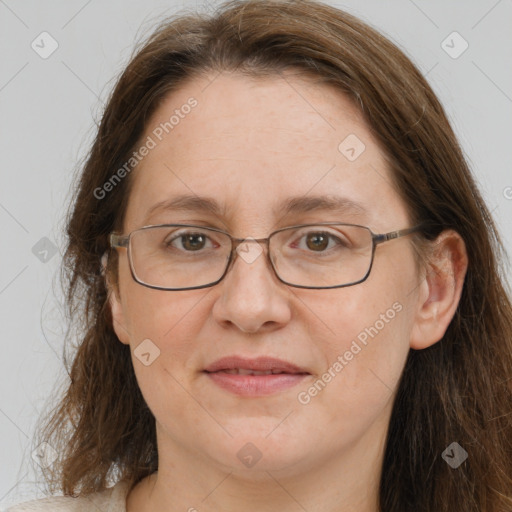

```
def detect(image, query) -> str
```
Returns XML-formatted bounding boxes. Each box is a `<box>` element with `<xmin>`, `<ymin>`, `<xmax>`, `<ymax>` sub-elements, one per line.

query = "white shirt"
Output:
<box><xmin>6</xmin><ymin>480</ymin><xmax>130</xmax><ymax>511</ymax></box>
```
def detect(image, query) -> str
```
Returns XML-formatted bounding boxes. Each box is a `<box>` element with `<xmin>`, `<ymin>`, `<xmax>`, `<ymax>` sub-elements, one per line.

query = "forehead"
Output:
<box><xmin>123</xmin><ymin>71</ymin><xmax>408</xmax><ymax>233</ymax></box>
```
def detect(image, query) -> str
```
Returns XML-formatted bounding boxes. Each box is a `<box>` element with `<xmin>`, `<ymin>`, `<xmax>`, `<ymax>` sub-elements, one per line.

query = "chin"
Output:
<box><xmin>202</xmin><ymin>428</ymin><xmax>315</xmax><ymax>475</ymax></box>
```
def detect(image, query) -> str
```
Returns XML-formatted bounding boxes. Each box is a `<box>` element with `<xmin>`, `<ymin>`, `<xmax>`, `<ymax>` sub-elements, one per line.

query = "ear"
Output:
<box><xmin>102</xmin><ymin>252</ymin><xmax>131</xmax><ymax>346</ymax></box>
<box><xmin>410</xmin><ymin>230</ymin><xmax>468</xmax><ymax>350</ymax></box>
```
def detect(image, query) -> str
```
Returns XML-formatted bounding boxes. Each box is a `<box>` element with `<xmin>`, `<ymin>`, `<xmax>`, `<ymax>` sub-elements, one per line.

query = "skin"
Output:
<box><xmin>108</xmin><ymin>70</ymin><xmax>468</xmax><ymax>512</ymax></box>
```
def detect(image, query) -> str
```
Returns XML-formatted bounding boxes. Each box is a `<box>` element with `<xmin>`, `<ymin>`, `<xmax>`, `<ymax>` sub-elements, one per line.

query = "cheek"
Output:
<box><xmin>116</xmin><ymin>259</ymin><xmax>214</xmax><ymax>413</ymax></box>
<box><xmin>306</xmin><ymin>287</ymin><xmax>410</xmax><ymax>384</ymax></box>
<box><xmin>118</xmin><ymin>252</ymin><xmax>206</xmax><ymax>342</ymax></box>
<box><xmin>298</xmin><ymin>255</ymin><xmax>415</xmax><ymax>421</ymax></box>
<box><xmin>295</xmin><ymin>295</ymin><xmax>409</xmax><ymax>450</ymax></box>
<box><xmin>121</xmin><ymin>287</ymin><xmax>211</xmax><ymax>424</ymax></box>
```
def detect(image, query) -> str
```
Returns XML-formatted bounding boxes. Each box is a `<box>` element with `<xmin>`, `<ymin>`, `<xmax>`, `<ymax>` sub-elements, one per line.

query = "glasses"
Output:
<box><xmin>109</xmin><ymin>222</ymin><xmax>423</xmax><ymax>291</ymax></box>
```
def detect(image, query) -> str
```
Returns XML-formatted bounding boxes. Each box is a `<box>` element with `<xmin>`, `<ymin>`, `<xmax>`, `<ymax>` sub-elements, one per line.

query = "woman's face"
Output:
<box><xmin>110</xmin><ymin>71</ymin><xmax>425</xmax><ymax>479</ymax></box>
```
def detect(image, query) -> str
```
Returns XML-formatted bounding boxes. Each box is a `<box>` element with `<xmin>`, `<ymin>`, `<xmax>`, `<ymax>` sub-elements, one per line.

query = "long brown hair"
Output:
<box><xmin>35</xmin><ymin>0</ymin><xmax>512</xmax><ymax>509</ymax></box>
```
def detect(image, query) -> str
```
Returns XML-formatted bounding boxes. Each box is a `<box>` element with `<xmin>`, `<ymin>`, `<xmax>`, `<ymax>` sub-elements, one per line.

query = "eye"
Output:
<box><xmin>165</xmin><ymin>230</ymin><xmax>218</xmax><ymax>252</ymax></box>
<box><xmin>292</xmin><ymin>230</ymin><xmax>350</xmax><ymax>253</ymax></box>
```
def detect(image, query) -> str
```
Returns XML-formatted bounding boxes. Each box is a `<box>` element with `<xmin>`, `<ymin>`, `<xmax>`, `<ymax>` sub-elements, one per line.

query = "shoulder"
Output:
<box><xmin>6</xmin><ymin>480</ymin><xmax>131</xmax><ymax>512</ymax></box>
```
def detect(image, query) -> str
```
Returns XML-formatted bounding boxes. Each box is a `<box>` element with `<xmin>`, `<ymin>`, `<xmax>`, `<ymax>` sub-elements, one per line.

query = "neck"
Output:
<box><xmin>126</xmin><ymin>412</ymin><xmax>389</xmax><ymax>512</ymax></box>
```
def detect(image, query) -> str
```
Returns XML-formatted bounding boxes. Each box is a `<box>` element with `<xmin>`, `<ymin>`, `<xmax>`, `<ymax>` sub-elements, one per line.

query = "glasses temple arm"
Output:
<box><xmin>110</xmin><ymin>233</ymin><xmax>130</xmax><ymax>249</ymax></box>
<box><xmin>373</xmin><ymin>225</ymin><xmax>424</xmax><ymax>245</ymax></box>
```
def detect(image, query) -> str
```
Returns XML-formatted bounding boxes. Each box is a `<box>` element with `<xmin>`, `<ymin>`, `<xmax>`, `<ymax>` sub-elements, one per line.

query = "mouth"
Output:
<box><xmin>203</xmin><ymin>356</ymin><xmax>311</xmax><ymax>396</ymax></box>
<box><xmin>211</xmin><ymin>368</ymin><xmax>306</xmax><ymax>375</ymax></box>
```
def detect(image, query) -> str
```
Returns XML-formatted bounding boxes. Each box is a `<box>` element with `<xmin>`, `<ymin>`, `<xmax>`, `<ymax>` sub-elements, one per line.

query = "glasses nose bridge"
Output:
<box><xmin>227</xmin><ymin>235</ymin><xmax>274</xmax><ymax>272</ymax></box>
<box><xmin>231</xmin><ymin>235</ymin><xmax>271</xmax><ymax>248</ymax></box>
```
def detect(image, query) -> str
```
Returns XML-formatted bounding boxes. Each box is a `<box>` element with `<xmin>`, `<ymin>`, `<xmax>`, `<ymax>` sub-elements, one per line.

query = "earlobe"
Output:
<box><xmin>108</xmin><ymin>288</ymin><xmax>131</xmax><ymax>346</ymax></box>
<box><xmin>410</xmin><ymin>230</ymin><xmax>468</xmax><ymax>350</ymax></box>
<box><xmin>103</xmin><ymin>254</ymin><xmax>131</xmax><ymax>346</ymax></box>
<box><xmin>100</xmin><ymin>252</ymin><xmax>108</xmax><ymax>277</ymax></box>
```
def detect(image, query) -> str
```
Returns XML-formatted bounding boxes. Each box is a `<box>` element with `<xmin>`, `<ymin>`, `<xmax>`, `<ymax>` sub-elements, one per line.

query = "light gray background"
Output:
<box><xmin>1</xmin><ymin>0</ymin><xmax>511</xmax><ymax>508</ymax></box>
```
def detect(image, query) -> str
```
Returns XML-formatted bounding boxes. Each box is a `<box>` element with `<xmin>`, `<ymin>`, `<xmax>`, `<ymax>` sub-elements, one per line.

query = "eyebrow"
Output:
<box><xmin>144</xmin><ymin>193</ymin><xmax>368</xmax><ymax>224</ymax></box>
<box><xmin>276</xmin><ymin>195</ymin><xmax>367</xmax><ymax>218</ymax></box>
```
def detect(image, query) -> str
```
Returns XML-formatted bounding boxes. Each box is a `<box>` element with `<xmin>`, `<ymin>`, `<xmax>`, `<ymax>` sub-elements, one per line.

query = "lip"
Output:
<box><xmin>203</xmin><ymin>356</ymin><xmax>310</xmax><ymax>397</ymax></box>
<box><xmin>204</xmin><ymin>355</ymin><xmax>309</xmax><ymax>374</ymax></box>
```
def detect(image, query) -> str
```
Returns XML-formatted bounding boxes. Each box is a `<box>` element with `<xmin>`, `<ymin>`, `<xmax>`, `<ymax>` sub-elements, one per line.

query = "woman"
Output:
<box><xmin>9</xmin><ymin>0</ymin><xmax>512</xmax><ymax>510</ymax></box>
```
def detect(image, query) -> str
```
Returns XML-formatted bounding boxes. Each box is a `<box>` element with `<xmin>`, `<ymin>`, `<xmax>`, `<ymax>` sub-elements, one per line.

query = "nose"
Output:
<box><xmin>211</xmin><ymin>238</ymin><xmax>292</xmax><ymax>334</ymax></box>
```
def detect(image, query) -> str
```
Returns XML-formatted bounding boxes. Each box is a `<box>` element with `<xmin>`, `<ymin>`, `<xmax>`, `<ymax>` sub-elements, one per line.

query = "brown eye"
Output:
<box><xmin>164</xmin><ymin>230</ymin><xmax>215</xmax><ymax>252</ymax></box>
<box><xmin>305</xmin><ymin>233</ymin><xmax>330</xmax><ymax>251</ymax></box>
<box><xmin>180</xmin><ymin>233</ymin><xmax>207</xmax><ymax>251</ymax></box>
<box><xmin>288</xmin><ymin>229</ymin><xmax>350</xmax><ymax>255</ymax></box>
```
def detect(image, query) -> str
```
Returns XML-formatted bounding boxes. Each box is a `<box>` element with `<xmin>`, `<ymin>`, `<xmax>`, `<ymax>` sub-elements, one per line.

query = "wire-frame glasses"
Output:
<box><xmin>109</xmin><ymin>222</ymin><xmax>424</xmax><ymax>291</ymax></box>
